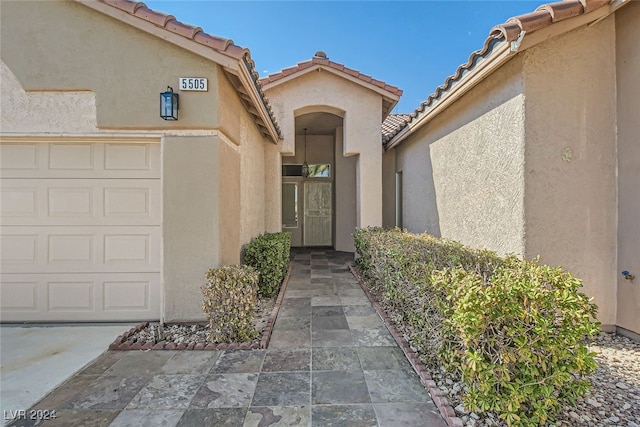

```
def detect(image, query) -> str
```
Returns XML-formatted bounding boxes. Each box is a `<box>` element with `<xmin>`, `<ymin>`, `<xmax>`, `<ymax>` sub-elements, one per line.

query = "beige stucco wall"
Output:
<box><xmin>382</xmin><ymin>147</ymin><xmax>397</xmax><ymax>228</ymax></box>
<box><xmin>395</xmin><ymin>57</ymin><xmax>526</xmax><ymax>255</ymax></box>
<box><xmin>522</xmin><ymin>17</ymin><xmax>618</xmax><ymax>327</ymax></box>
<box><xmin>162</xmin><ymin>136</ymin><xmax>220</xmax><ymax>323</ymax></box>
<box><xmin>335</xmin><ymin>127</ymin><xmax>357</xmax><ymax>252</ymax></box>
<box><xmin>615</xmin><ymin>2</ymin><xmax>640</xmax><ymax>334</ymax></box>
<box><xmin>264</xmin><ymin>142</ymin><xmax>282</xmax><ymax>233</ymax></box>
<box><xmin>0</xmin><ymin>0</ymin><xmax>224</xmax><ymax>130</ymax></box>
<box><xmin>264</xmin><ymin>70</ymin><xmax>383</xmax><ymax>231</ymax></box>
<box><xmin>239</xmin><ymin>110</ymin><xmax>267</xmax><ymax>248</ymax></box>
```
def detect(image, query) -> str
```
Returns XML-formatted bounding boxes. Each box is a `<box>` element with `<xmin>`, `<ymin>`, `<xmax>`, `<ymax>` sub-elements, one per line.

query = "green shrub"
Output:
<box><xmin>243</xmin><ymin>231</ymin><xmax>291</xmax><ymax>297</ymax></box>
<box><xmin>354</xmin><ymin>227</ymin><xmax>600</xmax><ymax>426</ymax></box>
<box><xmin>202</xmin><ymin>265</ymin><xmax>259</xmax><ymax>343</ymax></box>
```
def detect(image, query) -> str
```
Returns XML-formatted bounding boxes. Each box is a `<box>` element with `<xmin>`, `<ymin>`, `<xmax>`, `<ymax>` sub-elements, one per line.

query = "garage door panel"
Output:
<box><xmin>0</xmin><ymin>273</ymin><xmax>159</xmax><ymax>322</ymax></box>
<box><xmin>0</xmin><ymin>139</ymin><xmax>161</xmax><ymax>322</ymax></box>
<box><xmin>1</xmin><ymin>226</ymin><xmax>160</xmax><ymax>274</ymax></box>
<box><xmin>0</xmin><ymin>179</ymin><xmax>160</xmax><ymax>226</ymax></box>
<box><xmin>0</xmin><ymin>141</ymin><xmax>160</xmax><ymax>179</ymax></box>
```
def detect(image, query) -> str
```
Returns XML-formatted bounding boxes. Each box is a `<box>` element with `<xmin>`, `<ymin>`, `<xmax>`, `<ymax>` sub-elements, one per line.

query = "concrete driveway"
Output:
<box><xmin>0</xmin><ymin>323</ymin><xmax>134</xmax><ymax>425</ymax></box>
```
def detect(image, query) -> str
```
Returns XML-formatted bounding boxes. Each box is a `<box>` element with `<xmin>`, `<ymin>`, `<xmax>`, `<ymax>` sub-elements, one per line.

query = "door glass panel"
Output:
<box><xmin>282</xmin><ymin>183</ymin><xmax>298</xmax><ymax>228</ymax></box>
<box><xmin>304</xmin><ymin>182</ymin><xmax>332</xmax><ymax>246</ymax></box>
<box><xmin>308</xmin><ymin>164</ymin><xmax>330</xmax><ymax>178</ymax></box>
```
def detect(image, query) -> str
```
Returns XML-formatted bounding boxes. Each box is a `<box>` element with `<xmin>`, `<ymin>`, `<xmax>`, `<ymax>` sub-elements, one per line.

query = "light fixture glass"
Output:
<box><xmin>302</xmin><ymin>127</ymin><xmax>310</xmax><ymax>178</ymax></box>
<box><xmin>160</xmin><ymin>86</ymin><xmax>179</xmax><ymax>120</ymax></box>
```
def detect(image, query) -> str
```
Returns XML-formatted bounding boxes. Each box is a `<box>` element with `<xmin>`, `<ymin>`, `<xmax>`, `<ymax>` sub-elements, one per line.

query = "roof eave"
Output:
<box><xmin>261</xmin><ymin>64</ymin><xmax>401</xmax><ymax>105</ymax></box>
<box><xmin>76</xmin><ymin>0</ymin><xmax>281</xmax><ymax>143</ymax></box>
<box><xmin>386</xmin><ymin>0</ymin><xmax>622</xmax><ymax>150</ymax></box>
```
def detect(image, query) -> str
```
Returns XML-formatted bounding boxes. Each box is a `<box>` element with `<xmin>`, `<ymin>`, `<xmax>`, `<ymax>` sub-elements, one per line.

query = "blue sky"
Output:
<box><xmin>146</xmin><ymin>1</ymin><xmax>547</xmax><ymax>113</ymax></box>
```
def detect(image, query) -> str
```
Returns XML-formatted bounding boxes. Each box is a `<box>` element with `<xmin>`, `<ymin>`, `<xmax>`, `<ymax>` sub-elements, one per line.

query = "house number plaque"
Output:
<box><xmin>179</xmin><ymin>77</ymin><xmax>208</xmax><ymax>91</ymax></box>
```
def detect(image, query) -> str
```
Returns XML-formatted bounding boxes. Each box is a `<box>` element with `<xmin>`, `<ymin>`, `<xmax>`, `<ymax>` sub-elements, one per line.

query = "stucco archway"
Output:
<box><xmin>281</xmin><ymin>110</ymin><xmax>356</xmax><ymax>252</ymax></box>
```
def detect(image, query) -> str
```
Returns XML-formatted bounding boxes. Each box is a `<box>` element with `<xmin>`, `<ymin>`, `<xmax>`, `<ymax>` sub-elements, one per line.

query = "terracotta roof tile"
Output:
<box><xmin>87</xmin><ymin>0</ymin><xmax>281</xmax><ymax>140</ymax></box>
<box><xmin>133</xmin><ymin>6</ymin><xmax>173</xmax><ymax>27</ymax></box>
<box><xmin>166</xmin><ymin>19</ymin><xmax>202</xmax><ymax>39</ymax></box>
<box><xmin>260</xmin><ymin>56</ymin><xmax>403</xmax><ymax>97</ymax></box>
<box><xmin>538</xmin><ymin>0</ymin><xmax>584</xmax><ymax>20</ymax></box>
<box><xmin>385</xmin><ymin>0</ymin><xmax>613</xmax><ymax>145</ymax></box>
<box><xmin>382</xmin><ymin>114</ymin><xmax>411</xmax><ymax>140</ymax></box>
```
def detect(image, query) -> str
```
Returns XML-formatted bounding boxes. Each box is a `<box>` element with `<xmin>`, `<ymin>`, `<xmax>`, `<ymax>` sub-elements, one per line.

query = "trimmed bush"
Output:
<box><xmin>243</xmin><ymin>231</ymin><xmax>291</xmax><ymax>297</ymax></box>
<box><xmin>354</xmin><ymin>227</ymin><xmax>600</xmax><ymax>426</ymax></box>
<box><xmin>202</xmin><ymin>265</ymin><xmax>259</xmax><ymax>343</ymax></box>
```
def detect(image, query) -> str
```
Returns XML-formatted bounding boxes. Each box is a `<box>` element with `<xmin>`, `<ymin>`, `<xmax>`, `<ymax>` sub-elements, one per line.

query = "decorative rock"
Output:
<box><xmin>617</xmin><ymin>382</ymin><xmax>630</xmax><ymax>390</ymax></box>
<box><xmin>455</xmin><ymin>404</ymin><xmax>468</xmax><ymax>415</ymax></box>
<box><xmin>587</xmin><ymin>398</ymin><xmax>603</xmax><ymax>408</ymax></box>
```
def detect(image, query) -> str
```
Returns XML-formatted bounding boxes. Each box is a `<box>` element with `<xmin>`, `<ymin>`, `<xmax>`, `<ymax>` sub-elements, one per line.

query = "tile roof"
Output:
<box><xmin>81</xmin><ymin>0</ymin><xmax>281</xmax><ymax>141</ymax></box>
<box><xmin>260</xmin><ymin>52</ymin><xmax>403</xmax><ymax>119</ymax></box>
<box><xmin>382</xmin><ymin>114</ymin><xmax>411</xmax><ymax>141</ymax></box>
<box><xmin>260</xmin><ymin>54</ymin><xmax>403</xmax><ymax>97</ymax></box>
<box><xmin>384</xmin><ymin>0</ymin><xmax>613</xmax><ymax>146</ymax></box>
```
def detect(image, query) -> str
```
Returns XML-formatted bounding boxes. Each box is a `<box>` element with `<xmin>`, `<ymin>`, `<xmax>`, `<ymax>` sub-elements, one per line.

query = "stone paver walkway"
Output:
<box><xmin>7</xmin><ymin>249</ymin><xmax>447</xmax><ymax>427</ymax></box>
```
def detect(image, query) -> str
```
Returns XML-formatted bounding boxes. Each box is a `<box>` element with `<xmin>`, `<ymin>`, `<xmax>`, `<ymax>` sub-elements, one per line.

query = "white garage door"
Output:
<box><xmin>0</xmin><ymin>139</ymin><xmax>161</xmax><ymax>322</ymax></box>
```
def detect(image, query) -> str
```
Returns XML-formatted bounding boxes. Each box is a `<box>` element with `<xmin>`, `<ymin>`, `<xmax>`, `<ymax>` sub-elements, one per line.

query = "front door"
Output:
<box><xmin>303</xmin><ymin>181</ymin><xmax>332</xmax><ymax>246</ymax></box>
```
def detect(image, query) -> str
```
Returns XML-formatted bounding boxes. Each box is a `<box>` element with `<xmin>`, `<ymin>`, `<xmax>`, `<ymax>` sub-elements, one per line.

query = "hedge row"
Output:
<box><xmin>244</xmin><ymin>231</ymin><xmax>291</xmax><ymax>297</ymax></box>
<box><xmin>354</xmin><ymin>227</ymin><xmax>600</xmax><ymax>426</ymax></box>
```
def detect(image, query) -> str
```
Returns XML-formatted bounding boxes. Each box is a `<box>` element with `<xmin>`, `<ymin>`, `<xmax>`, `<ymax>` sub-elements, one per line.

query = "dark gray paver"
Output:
<box><xmin>252</xmin><ymin>372</ymin><xmax>311</xmax><ymax>406</ymax></box>
<box><xmin>311</xmin><ymin>404</ymin><xmax>377</xmax><ymax>427</ymax></box>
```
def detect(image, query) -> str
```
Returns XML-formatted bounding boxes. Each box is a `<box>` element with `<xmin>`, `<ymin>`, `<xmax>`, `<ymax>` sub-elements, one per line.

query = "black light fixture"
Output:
<box><xmin>160</xmin><ymin>86</ymin><xmax>179</xmax><ymax>120</ymax></box>
<box><xmin>301</xmin><ymin>128</ymin><xmax>310</xmax><ymax>178</ymax></box>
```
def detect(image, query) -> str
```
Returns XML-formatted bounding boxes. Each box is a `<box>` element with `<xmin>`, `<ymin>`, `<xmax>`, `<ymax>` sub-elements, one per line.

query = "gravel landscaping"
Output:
<box><xmin>121</xmin><ymin>296</ymin><xmax>276</xmax><ymax>348</ymax></box>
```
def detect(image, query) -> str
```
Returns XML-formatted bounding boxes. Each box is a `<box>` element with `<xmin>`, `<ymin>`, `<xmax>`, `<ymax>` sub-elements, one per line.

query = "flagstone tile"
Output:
<box><xmin>126</xmin><ymin>375</ymin><xmax>204</xmax><ymax>409</ymax></box>
<box><xmin>346</xmin><ymin>315</ymin><xmax>384</xmax><ymax>330</ymax></box>
<box><xmin>66</xmin><ymin>375</ymin><xmax>150</xmax><ymax>410</ymax></box>
<box><xmin>77</xmin><ymin>351</ymin><xmax>128</xmax><ymax>375</ymax></box>
<box><xmin>351</xmin><ymin>327</ymin><xmax>396</xmax><ymax>347</ymax></box>
<box><xmin>109</xmin><ymin>409</ymin><xmax>184</xmax><ymax>427</ymax></box>
<box><xmin>311</xmin><ymin>330</ymin><xmax>354</xmax><ymax>347</ymax></box>
<box><xmin>105</xmin><ymin>351</ymin><xmax>175</xmax><ymax>376</ymax></box>
<box><xmin>252</xmin><ymin>372</ymin><xmax>310</xmax><ymax>407</ymax></box>
<box><xmin>311</xmin><ymin>404</ymin><xmax>377</xmax><ymax>427</ymax></box>
<box><xmin>357</xmin><ymin>346</ymin><xmax>412</xmax><ymax>371</ymax></box>
<box><xmin>211</xmin><ymin>350</ymin><xmax>265</xmax><ymax>374</ymax></box>
<box><xmin>311</xmin><ymin>315</ymin><xmax>349</xmax><ymax>331</ymax></box>
<box><xmin>244</xmin><ymin>406</ymin><xmax>310</xmax><ymax>426</ymax></box>
<box><xmin>268</xmin><ymin>330</ymin><xmax>311</xmax><ymax>349</ymax></box>
<box><xmin>32</xmin><ymin>374</ymin><xmax>100</xmax><ymax>410</ymax></box>
<box><xmin>273</xmin><ymin>316</ymin><xmax>311</xmax><ymax>331</ymax></box>
<box><xmin>364</xmin><ymin>370</ymin><xmax>429</xmax><ymax>403</ymax></box>
<box><xmin>312</xmin><ymin>370</ymin><xmax>370</xmax><ymax>404</ymax></box>
<box><xmin>176</xmin><ymin>408</ymin><xmax>247</xmax><ymax>427</ymax></box>
<box><xmin>189</xmin><ymin>373</ymin><xmax>258</xmax><ymax>408</ymax></box>
<box><xmin>25</xmin><ymin>409</ymin><xmax>119</xmax><ymax>427</ymax></box>
<box><xmin>373</xmin><ymin>402</ymin><xmax>446</xmax><ymax>427</ymax></box>
<box><xmin>262</xmin><ymin>348</ymin><xmax>311</xmax><ymax>372</ymax></box>
<box><xmin>312</xmin><ymin>347</ymin><xmax>361</xmax><ymax>372</ymax></box>
<box><xmin>162</xmin><ymin>351</ymin><xmax>221</xmax><ymax>375</ymax></box>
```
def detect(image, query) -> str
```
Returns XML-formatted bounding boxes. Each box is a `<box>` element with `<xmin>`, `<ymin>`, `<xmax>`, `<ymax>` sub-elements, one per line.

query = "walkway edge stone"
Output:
<box><xmin>108</xmin><ymin>264</ymin><xmax>293</xmax><ymax>351</ymax></box>
<box><xmin>349</xmin><ymin>264</ymin><xmax>463</xmax><ymax>427</ymax></box>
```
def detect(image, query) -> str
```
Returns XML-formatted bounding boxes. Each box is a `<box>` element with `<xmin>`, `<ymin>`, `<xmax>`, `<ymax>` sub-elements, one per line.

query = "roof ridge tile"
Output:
<box><xmin>260</xmin><ymin>56</ymin><xmax>402</xmax><ymax>97</ymax></box>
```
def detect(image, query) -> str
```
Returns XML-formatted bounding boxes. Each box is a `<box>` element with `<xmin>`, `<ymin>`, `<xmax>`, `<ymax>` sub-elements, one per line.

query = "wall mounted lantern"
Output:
<box><xmin>160</xmin><ymin>86</ymin><xmax>179</xmax><ymax>120</ymax></box>
<box><xmin>301</xmin><ymin>128</ymin><xmax>310</xmax><ymax>178</ymax></box>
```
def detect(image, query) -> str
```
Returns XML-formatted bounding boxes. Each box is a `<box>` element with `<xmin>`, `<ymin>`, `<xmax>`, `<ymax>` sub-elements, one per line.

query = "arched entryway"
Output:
<box><xmin>282</xmin><ymin>111</ymin><xmax>357</xmax><ymax>251</ymax></box>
